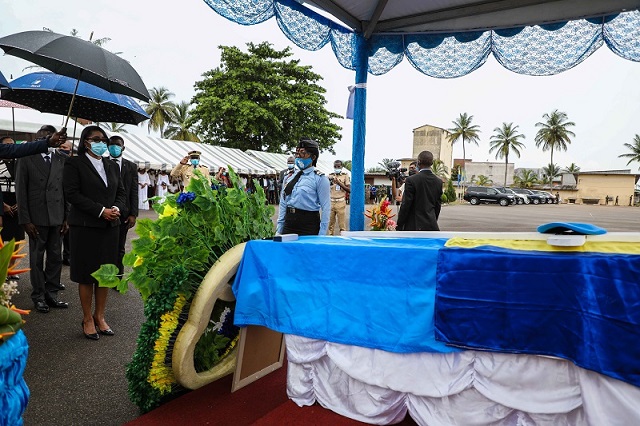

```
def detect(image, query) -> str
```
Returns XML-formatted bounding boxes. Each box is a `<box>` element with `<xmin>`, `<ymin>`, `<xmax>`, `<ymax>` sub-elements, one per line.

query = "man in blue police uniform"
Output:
<box><xmin>276</xmin><ymin>138</ymin><xmax>330</xmax><ymax>236</ymax></box>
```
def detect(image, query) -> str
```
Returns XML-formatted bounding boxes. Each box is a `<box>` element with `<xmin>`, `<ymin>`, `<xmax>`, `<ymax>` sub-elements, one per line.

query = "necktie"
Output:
<box><xmin>284</xmin><ymin>171</ymin><xmax>303</xmax><ymax>196</ymax></box>
<box><xmin>44</xmin><ymin>154</ymin><xmax>51</xmax><ymax>169</ymax></box>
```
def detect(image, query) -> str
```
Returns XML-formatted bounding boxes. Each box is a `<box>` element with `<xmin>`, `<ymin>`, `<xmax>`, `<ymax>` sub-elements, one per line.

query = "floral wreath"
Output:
<box><xmin>94</xmin><ymin>167</ymin><xmax>274</xmax><ymax>412</ymax></box>
<box><xmin>365</xmin><ymin>198</ymin><xmax>396</xmax><ymax>231</ymax></box>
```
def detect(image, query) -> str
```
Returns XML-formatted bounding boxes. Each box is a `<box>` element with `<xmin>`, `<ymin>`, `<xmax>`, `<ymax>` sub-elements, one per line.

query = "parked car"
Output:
<box><xmin>511</xmin><ymin>188</ymin><xmax>544</xmax><ymax>204</ymax></box>
<box><xmin>496</xmin><ymin>187</ymin><xmax>527</xmax><ymax>204</ymax></box>
<box><xmin>463</xmin><ymin>186</ymin><xmax>515</xmax><ymax>206</ymax></box>
<box><xmin>531</xmin><ymin>190</ymin><xmax>556</xmax><ymax>204</ymax></box>
<box><xmin>538</xmin><ymin>190</ymin><xmax>559</xmax><ymax>204</ymax></box>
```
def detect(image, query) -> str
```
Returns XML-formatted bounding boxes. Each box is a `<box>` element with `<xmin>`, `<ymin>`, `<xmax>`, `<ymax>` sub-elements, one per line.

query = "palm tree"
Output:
<box><xmin>476</xmin><ymin>175</ymin><xmax>492</xmax><ymax>186</ymax></box>
<box><xmin>542</xmin><ymin>163</ymin><xmax>561</xmax><ymax>182</ymax></box>
<box><xmin>447</xmin><ymin>113</ymin><xmax>481</xmax><ymax>188</ymax></box>
<box><xmin>342</xmin><ymin>160</ymin><xmax>352</xmax><ymax>171</ymax></box>
<box><xmin>513</xmin><ymin>169</ymin><xmax>539</xmax><ymax>188</ymax></box>
<box><xmin>488</xmin><ymin>122</ymin><xmax>526</xmax><ymax>186</ymax></box>
<box><xmin>164</xmin><ymin>101</ymin><xmax>200</xmax><ymax>141</ymax></box>
<box><xmin>562</xmin><ymin>163</ymin><xmax>581</xmax><ymax>173</ymax></box>
<box><xmin>618</xmin><ymin>134</ymin><xmax>640</xmax><ymax>168</ymax></box>
<box><xmin>99</xmin><ymin>122</ymin><xmax>128</xmax><ymax>134</ymax></box>
<box><xmin>534</xmin><ymin>110</ymin><xmax>576</xmax><ymax>169</ymax></box>
<box><xmin>431</xmin><ymin>159</ymin><xmax>448</xmax><ymax>180</ymax></box>
<box><xmin>144</xmin><ymin>87</ymin><xmax>177</xmax><ymax>137</ymax></box>
<box><xmin>378</xmin><ymin>158</ymin><xmax>395</xmax><ymax>170</ymax></box>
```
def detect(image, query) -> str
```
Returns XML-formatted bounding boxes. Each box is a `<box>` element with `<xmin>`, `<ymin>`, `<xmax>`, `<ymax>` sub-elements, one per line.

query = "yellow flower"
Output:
<box><xmin>133</xmin><ymin>256</ymin><xmax>144</xmax><ymax>267</ymax></box>
<box><xmin>148</xmin><ymin>294</ymin><xmax>187</xmax><ymax>394</ymax></box>
<box><xmin>159</xmin><ymin>204</ymin><xmax>178</xmax><ymax>219</ymax></box>
<box><xmin>149</xmin><ymin>231</ymin><xmax>156</xmax><ymax>240</ymax></box>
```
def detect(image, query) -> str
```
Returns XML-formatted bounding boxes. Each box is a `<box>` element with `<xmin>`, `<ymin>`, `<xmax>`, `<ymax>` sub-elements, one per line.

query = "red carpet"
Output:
<box><xmin>126</xmin><ymin>364</ymin><xmax>417</xmax><ymax>425</ymax></box>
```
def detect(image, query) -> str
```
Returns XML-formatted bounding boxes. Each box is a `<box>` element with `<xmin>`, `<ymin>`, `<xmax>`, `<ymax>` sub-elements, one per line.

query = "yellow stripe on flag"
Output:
<box><xmin>444</xmin><ymin>238</ymin><xmax>640</xmax><ymax>254</ymax></box>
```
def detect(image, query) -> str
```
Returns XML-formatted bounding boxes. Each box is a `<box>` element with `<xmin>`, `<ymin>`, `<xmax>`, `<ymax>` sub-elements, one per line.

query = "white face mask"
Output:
<box><xmin>334</xmin><ymin>168</ymin><xmax>342</xmax><ymax>174</ymax></box>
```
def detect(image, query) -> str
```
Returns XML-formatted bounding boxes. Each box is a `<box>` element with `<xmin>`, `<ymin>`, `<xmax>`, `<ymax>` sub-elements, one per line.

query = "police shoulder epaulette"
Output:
<box><xmin>314</xmin><ymin>169</ymin><xmax>325</xmax><ymax>176</ymax></box>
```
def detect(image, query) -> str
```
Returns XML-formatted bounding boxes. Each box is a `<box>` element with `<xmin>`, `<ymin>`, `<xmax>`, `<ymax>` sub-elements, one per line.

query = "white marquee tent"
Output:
<box><xmin>119</xmin><ymin>134</ymin><xmax>278</xmax><ymax>175</ymax></box>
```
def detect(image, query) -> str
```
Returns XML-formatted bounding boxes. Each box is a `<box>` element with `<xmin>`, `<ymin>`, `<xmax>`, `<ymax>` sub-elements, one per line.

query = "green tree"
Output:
<box><xmin>476</xmin><ymin>175</ymin><xmax>492</xmax><ymax>186</ymax></box>
<box><xmin>444</xmin><ymin>179</ymin><xmax>457</xmax><ymax>203</ymax></box>
<box><xmin>447</xmin><ymin>113</ymin><xmax>481</xmax><ymax>187</ymax></box>
<box><xmin>144</xmin><ymin>87</ymin><xmax>177</xmax><ymax>137</ymax></box>
<box><xmin>562</xmin><ymin>163</ymin><xmax>581</xmax><ymax>173</ymax></box>
<box><xmin>190</xmin><ymin>42</ymin><xmax>342</xmax><ymax>153</ymax></box>
<box><xmin>542</xmin><ymin>163</ymin><xmax>561</xmax><ymax>181</ymax></box>
<box><xmin>431</xmin><ymin>159</ymin><xmax>449</xmax><ymax>180</ymax></box>
<box><xmin>534</xmin><ymin>110</ymin><xmax>576</xmax><ymax>169</ymax></box>
<box><xmin>450</xmin><ymin>164</ymin><xmax>460</xmax><ymax>182</ymax></box>
<box><xmin>513</xmin><ymin>169</ymin><xmax>539</xmax><ymax>188</ymax></box>
<box><xmin>488</xmin><ymin>122</ymin><xmax>526</xmax><ymax>186</ymax></box>
<box><xmin>618</xmin><ymin>134</ymin><xmax>640</xmax><ymax>169</ymax></box>
<box><xmin>164</xmin><ymin>101</ymin><xmax>200</xmax><ymax>141</ymax></box>
<box><xmin>99</xmin><ymin>122</ymin><xmax>128</xmax><ymax>134</ymax></box>
<box><xmin>342</xmin><ymin>160</ymin><xmax>352</xmax><ymax>171</ymax></box>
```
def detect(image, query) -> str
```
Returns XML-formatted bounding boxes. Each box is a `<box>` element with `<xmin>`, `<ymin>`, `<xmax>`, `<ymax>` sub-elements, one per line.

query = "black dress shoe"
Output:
<box><xmin>82</xmin><ymin>322</ymin><xmax>99</xmax><ymax>340</ymax></box>
<box><xmin>45</xmin><ymin>297</ymin><xmax>69</xmax><ymax>309</ymax></box>
<box><xmin>49</xmin><ymin>282</ymin><xmax>66</xmax><ymax>291</ymax></box>
<box><xmin>96</xmin><ymin>325</ymin><xmax>115</xmax><ymax>336</ymax></box>
<box><xmin>62</xmin><ymin>258</ymin><xmax>71</xmax><ymax>266</ymax></box>
<box><xmin>34</xmin><ymin>301</ymin><xmax>49</xmax><ymax>313</ymax></box>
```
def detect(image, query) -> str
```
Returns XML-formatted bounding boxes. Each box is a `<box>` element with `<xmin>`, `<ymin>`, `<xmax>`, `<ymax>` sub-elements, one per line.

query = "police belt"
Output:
<box><xmin>331</xmin><ymin>197</ymin><xmax>345</xmax><ymax>202</ymax></box>
<box><xmin>286</xmin><ymin>206</ymin><xmax>318</xmax><ymax>215</ymax></box>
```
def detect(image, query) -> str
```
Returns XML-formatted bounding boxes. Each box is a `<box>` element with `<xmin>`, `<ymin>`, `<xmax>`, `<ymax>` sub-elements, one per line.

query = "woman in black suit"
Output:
<box><xmin>63</xmin><ymin>125</ymin><xmax>126</xmax><ymax>340</ymax></box>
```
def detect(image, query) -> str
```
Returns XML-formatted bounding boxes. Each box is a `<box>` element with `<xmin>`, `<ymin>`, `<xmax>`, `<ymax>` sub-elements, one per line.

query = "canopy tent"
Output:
<box><xmin>0</xmin><ymin>116</ymin><xmax>86</xmax><ymax>140</ymax></box>
<box><xmin>119</xmin><ymin>134</ymin><xmax>277</xmax><ymax>175</ymax></box>
<box><xmin>246</xmin><ymin>149</ymin><xmax>351</xmax><ymax>176</ymax></box>
<box><xmin>203</xmin><ymin>0</ymin><xmax>640</xmax><ymax>230</ymax></box>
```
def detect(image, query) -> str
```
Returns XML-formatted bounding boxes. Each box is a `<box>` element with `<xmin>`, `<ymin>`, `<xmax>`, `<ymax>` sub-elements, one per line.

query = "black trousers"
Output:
<box><xmin>117</xmin><ymin>221</ymin><xmax>130</xmax><ymax>276</ymax></box>
<box><xmin>283</xmin><ymin>210</ymin><xmax>320</xmax><ymax>236</ymax></box>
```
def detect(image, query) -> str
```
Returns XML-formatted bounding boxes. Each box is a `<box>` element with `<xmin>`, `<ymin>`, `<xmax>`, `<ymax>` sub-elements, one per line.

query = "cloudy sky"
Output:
<box><xmin>1</xmin><ymin>0</ymin><xmax>639</xmax><ymax>172</ymax></box>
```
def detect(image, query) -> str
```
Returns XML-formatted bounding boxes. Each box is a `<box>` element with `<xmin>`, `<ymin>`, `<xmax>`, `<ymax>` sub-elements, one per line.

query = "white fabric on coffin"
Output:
<box><xmin>285</xmin><ymin>335</ymin><xmax>638</xmax><ymax>425</ymax></box>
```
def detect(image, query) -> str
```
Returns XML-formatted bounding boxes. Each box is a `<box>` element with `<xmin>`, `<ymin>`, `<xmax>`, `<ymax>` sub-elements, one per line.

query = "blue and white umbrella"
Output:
<box><xmin>1</xmin><ymin>71</ymin><xmax>149</xmax><ymax>125</ymax></box>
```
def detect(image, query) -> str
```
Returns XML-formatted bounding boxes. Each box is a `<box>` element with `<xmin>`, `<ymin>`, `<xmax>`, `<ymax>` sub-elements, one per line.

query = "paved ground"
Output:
<box><xmin>12</xmin><ymin>203</ymin><xmax>639</xmax><ymax>425</ymax></box>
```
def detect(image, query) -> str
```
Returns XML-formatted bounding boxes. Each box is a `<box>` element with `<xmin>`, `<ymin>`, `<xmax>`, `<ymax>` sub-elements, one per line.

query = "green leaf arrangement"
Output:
<box><xmin>93</xmin><ymin>167</ymin><xmax>275</xmax><ymax>412</ymax></box>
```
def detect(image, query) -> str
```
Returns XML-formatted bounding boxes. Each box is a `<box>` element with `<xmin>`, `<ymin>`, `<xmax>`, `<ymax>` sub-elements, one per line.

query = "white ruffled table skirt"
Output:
<box><xmin>285</xmin><ymin>335</ymin><xmax>640</xmax><ymax>425</ymax></box>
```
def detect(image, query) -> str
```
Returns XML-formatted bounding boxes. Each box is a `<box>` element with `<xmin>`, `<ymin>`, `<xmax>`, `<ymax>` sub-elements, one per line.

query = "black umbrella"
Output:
<box><xmin>3</xmin><ymin>72</ymin><xmax>150</xmax><ymax>125</ymax></box>
<box><xmin>0</xmin><ymin>31</ymin><xmax>149</xmax><ymax>102</ymax></box>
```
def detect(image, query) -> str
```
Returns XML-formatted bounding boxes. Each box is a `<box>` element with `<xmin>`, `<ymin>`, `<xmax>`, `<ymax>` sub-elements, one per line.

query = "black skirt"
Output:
<box><xmin>1</xmin><ymin>192</ymin><xmax>25</xmax><ymax>242</ymax></box>
<box><xmin>69</xmin><ymin>225</ymin><xmax>119</xmax><ymax>285</ymax></box>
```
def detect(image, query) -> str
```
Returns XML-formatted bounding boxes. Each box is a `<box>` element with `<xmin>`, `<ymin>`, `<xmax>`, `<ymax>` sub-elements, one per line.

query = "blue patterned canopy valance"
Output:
<box><xmin>203</xmin><ymin>0</ymin><xmax>640</xmax><ymax>77</ymax></box>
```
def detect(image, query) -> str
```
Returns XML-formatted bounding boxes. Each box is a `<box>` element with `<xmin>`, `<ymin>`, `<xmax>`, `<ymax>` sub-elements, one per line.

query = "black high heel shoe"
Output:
<box><xmin>94</xmin><ymin>321</ymin><xmax>114</xmax><ymax>336</ymax></box>
<box><xmin>82</xmin><ymin>321</ymin><xmax>99</xmax><ymax>340</ymax></box>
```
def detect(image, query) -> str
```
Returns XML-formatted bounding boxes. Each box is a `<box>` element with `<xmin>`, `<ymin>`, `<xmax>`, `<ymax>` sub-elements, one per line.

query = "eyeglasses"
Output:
<box><xmin>86</xmin><ymin>137</ymin><xmax>109</xmax><ymax>143</ymax></box>
<box><xmin>295</xmin><ymin>149</ymin><xmax>310</xmax><ymax>158</ymax></box>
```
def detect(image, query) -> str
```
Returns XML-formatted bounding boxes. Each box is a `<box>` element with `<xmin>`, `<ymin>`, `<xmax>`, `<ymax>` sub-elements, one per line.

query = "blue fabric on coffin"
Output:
<box><xmin>233</xmin><ymin>236</ymin><xmax>459</xmax><ymax>353</ymax></box>
<box><xmin>434</xmin><ymin>245</ymin><xmax>640</xmax><ymax>386</ymax></box>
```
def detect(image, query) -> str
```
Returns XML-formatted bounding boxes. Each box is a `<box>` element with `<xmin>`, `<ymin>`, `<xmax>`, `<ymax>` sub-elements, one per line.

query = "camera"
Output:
<box><xmin>385</xmin><ymin>161</ymin><xmax>407</xmax><ymax>185</ymax></box>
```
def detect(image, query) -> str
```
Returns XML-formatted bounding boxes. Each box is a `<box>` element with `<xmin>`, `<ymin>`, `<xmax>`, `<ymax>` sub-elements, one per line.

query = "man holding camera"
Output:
<box><xmin>328</xmin><ymin>160</ymin><xmax>350</xmax><ymax>235</ymax></box>
<box><xmin>396</xmin><ymin>151</ymin><xmax>442</xmax><ymax>231</ymax></box>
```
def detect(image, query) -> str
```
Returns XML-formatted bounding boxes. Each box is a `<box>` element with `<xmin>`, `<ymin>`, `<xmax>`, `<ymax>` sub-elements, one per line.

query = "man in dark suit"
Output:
<box><xmin>15</xmin><ymin>126</ymin><xmax>70</xmax><ymax>313</ymax></box>
<box><xmin>108</xmin><ymin>135</ymin><xmax>138</xmax><ymax>277</ymax></box>
<box><xmin>396</xmin><ymin>151</ymin><xmax>443</xmax><ymax>231</ymax></box>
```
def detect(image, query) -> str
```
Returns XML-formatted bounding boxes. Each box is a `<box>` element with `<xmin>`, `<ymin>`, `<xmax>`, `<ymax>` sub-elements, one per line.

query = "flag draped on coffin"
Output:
<box><xmin>435</xmin><ymin>241</ymin><xmax>640</xmax><ymax>387</ymax></box>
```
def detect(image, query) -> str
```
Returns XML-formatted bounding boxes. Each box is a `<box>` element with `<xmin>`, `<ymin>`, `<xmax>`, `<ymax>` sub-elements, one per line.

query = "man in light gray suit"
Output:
<box><xmin>16</xmin><ymin>125</ymin><xmax>69</xmax><ymax>313</ymax></box>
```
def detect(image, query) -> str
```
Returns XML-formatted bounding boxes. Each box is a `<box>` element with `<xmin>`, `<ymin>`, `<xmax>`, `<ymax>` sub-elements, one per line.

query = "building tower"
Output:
<box><xmin>412</xmin><ymin>124</ymin><xmax>452</xmax><ymax>170</ymax></box>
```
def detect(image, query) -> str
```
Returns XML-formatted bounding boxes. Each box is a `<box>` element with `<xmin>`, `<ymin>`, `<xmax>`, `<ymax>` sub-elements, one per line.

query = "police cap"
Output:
<box><xmin>297</xmin><ymin>138</ymin><xmax>319</xmax><ymax>165</ymax></box>
<box><xmin>188</xmin><ymin>150</ymin><xmax>201</xmax><ymax>158</ymax></box>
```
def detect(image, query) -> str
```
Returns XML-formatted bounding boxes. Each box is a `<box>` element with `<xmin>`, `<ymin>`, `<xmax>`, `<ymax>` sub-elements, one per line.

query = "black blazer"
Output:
<box><xmin>110</xmin><ymin>157</ymin><xmax>139</xmax><ymax>220</ymax></box>
<box><xmin>15</xmin><ymin>152</ymin><xmax>66</xmax><ymax>227</ymax></box>
<box><xmin>63</xmin><ymin>154</ymin><xmax>126</xmax><ymax>228</ymax></box>
<box><xmin>396</xmin><ymin>169</ymin><xmax>443</xmax><ymax>231</ymax></box>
